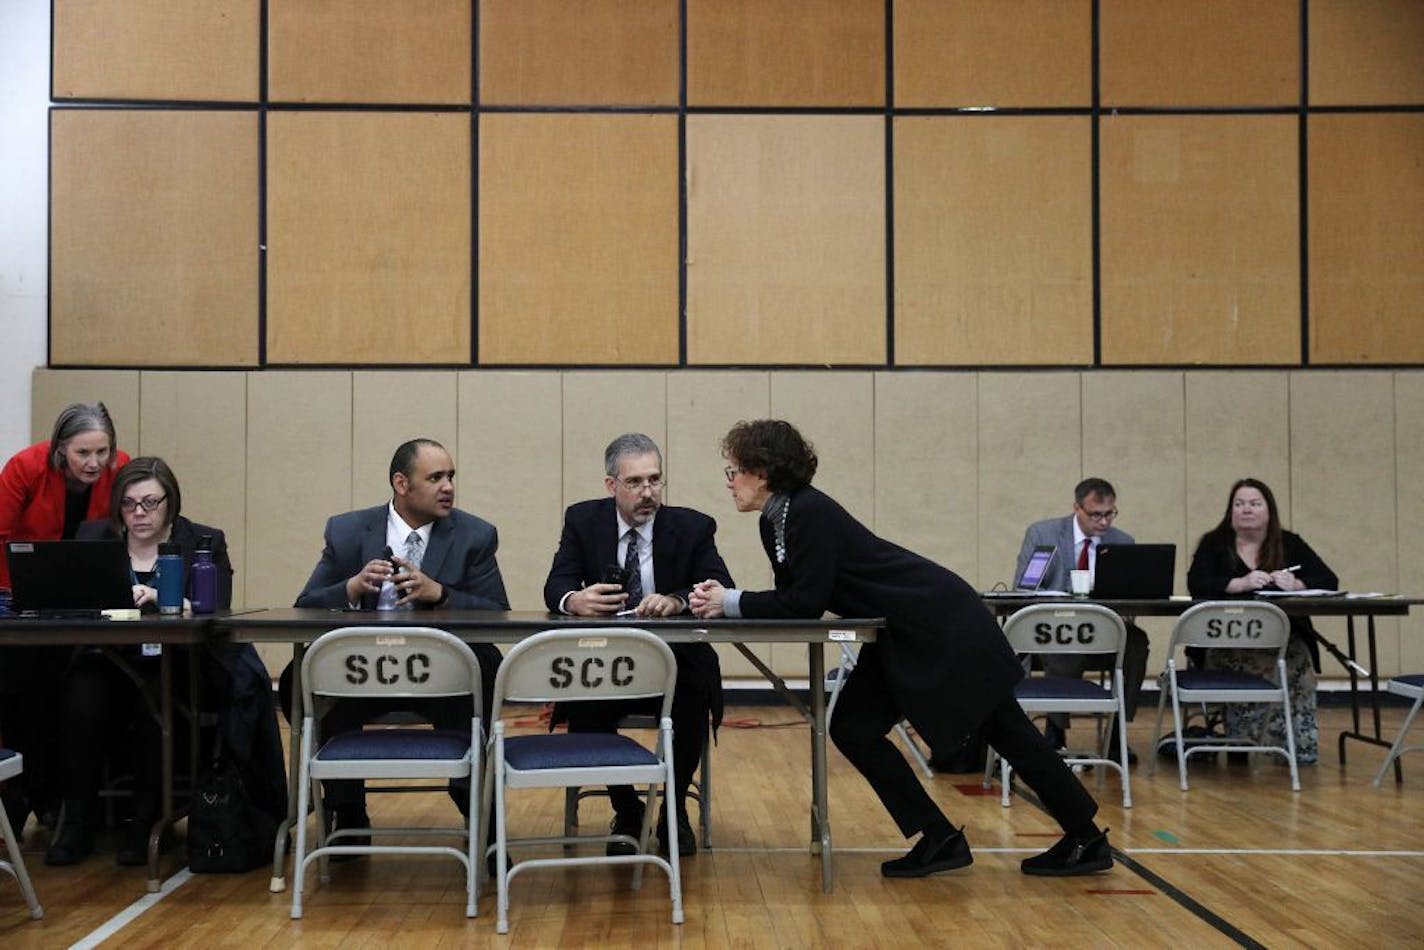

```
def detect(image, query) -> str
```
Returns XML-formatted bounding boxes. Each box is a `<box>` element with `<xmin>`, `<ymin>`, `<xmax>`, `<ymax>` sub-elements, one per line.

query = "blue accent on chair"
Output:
<box><xmin>1175</xmin><ymin>670</ymin><xmax>1276</xmax><ymax>692</ymax></box>
<box><xmin>1397</xmin><ymin>674</ymin><xmax>1424</xmax><ymax>689</ymax></box>
<box><xmin>1015</xmin><ymin>678</ymin><xmax>1113</xmax><ymax>701</ymax></box>
<box><xmin>317</xmin><ymin>730</ymin><xmax>470</xmax><ymax>761</ymax></box>
<box><xmin>505</xmin><ymin>733</ymin><xmax>659</xmax><ymax>771</ymax></box>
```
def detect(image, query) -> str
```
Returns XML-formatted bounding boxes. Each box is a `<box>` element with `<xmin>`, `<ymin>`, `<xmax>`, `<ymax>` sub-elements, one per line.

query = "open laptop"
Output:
<box><xmin>1092</xmin><ymin>543</ymin><xmax>1176</xmax><ymax>598</ymax></box>
<box><xmin>5</xmin><ymin>539</ymin><xmax>136</xmax><ymax>615</ymax></box>
<box><xmin>983</xmin><ymin>544</ymin><xmax>1061</xmax><ymax>597</ymax></box>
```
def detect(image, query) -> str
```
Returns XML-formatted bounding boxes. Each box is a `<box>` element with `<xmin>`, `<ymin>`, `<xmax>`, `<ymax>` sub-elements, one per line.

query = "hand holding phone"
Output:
<box><xmin>601</xmin><ymin>564</ymin><xmax>629</xmax><ymax>588</ymax></box>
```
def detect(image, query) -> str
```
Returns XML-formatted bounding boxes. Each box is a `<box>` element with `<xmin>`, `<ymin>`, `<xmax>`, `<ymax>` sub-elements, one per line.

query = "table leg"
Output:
<box><xmin>808</xmin><ymin>642</ymin><xmax>833</xmax><ymax>893</ymax></box>
<box><xmin>1338</xmin><ymin>614</ymin><xmax>1399</xmax><ymax>779</ymax></box>
<box><xmin>270</xmin><ymin>643</ymin><xmax>305</xmax><ymax>893</ymax></box>
<box><xmin>149</xmin><ymin>647</ymin><xmax>173</xmax><ymax>892</ymax></box>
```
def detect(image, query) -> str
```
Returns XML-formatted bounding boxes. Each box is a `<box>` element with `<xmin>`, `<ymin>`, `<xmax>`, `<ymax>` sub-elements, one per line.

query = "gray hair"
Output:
<box><xmin>49</xmin><ymin>402</ymin><xmax>117</xmax><ymax>470</ymax></box>
<box><xmin>604</xmin><ymin>433</ymin><xmax>662</xmax><ymax>477</ymax></box>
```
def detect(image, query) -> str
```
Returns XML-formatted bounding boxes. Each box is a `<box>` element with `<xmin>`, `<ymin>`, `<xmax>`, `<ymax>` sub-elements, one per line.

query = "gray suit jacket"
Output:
<box><xmin>1015</xmin><ymin>514</ymin><xmax>1134</xmax><ymax>591</ymax></box>
<box><xmin>295</xmin><ymin>503</ymin><xmax>509</xmax><ymax>611</ymax></box>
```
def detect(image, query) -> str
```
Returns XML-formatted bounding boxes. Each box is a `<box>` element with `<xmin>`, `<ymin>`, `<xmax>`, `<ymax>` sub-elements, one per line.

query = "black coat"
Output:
<box><xmin>77</xmin><ymin>514</ymin><xmax>233</xmax><ymax>609</ymax></box>
<box><xmin>544</xmin><ymin>498</ymin><xmax>735</xmax><ymax>727</ymax></box>
<box><xmin>736</xmin><ymin>486</ymin><xmax>1022</xmax><ymax>752</ymax></box>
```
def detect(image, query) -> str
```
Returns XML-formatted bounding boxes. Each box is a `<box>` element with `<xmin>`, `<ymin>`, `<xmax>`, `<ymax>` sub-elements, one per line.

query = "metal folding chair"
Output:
<box><xmin>1372</xmin><ymin>674</ymin><xmax>1424</xmax><ymax>788</ymax></box>
<box><xmin>483</xmin><ymin>628</ymin><xmax>682</xmax><ymax>935</ymax></box>
<box><xmin>291</xmin><ymin>627</ymin><xmax>483</xmax><ymax>919</ymax></box>
<box><xmin>987</xmin><ymin>603</ymin><xmax>1131</xmax><ymax>808</ymax></box>
<box><xmin>827</xmin><ymin>643</ymin><xmax>933</xmax><ymax>779</ymax></box>
<box><xmin>0</xmin><ymin>750</ymin><xmax>43</xmax><ymax>920</ymax></box>
<box><xmin>1148</xmin><ymin>601</ymin><xmax>1300</xmax><ymax>791</ymax></box>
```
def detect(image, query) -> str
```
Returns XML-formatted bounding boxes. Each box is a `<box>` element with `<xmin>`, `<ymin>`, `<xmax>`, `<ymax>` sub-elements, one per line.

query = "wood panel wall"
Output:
<box><xmin>47</xmin><ymin>1</ymin><xmax>1424</xmax><ymax>369</ymax></box>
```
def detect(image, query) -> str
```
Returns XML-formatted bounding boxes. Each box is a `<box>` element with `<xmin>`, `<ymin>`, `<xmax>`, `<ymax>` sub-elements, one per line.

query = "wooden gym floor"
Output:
<box><xmin>2</xmin><ymin>702</ymin><xmax>1421</xmax><ymax>948</ymax></box>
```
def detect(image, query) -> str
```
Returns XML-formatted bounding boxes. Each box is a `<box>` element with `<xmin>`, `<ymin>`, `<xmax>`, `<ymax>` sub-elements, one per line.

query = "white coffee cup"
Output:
<box><xmin>1070</xmin><ymin>570</ymin><xmax>1092</xmax><ymax>596</ymax></box>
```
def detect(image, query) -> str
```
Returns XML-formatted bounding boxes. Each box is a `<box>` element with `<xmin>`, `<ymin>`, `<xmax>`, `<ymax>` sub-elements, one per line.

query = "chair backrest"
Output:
<box><xmin>301</xmin><ymin>626</ymin><xmax>483</xmax><ymax>709</ymax></box>
<box><xmin>1168</xmin><ymin>601</ymin><xmax>1290</xmax><ymax>655</ymax></box>
<box><xmin>492</xmin><ymin>628</ymin><xmax>676</xmax><ymax>720</ymax></box>
<box><xmin>1002</xmin><ymin>603</ymin><xmax>1127</xmax><ymax>662</ymax></box>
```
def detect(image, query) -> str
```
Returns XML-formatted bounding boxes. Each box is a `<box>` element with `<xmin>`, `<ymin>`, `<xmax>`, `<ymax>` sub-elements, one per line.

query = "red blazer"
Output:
<box><xmin>0</xmin><ymin>440</ymin><xmax>131</xmax><ymax>588</ymax></box>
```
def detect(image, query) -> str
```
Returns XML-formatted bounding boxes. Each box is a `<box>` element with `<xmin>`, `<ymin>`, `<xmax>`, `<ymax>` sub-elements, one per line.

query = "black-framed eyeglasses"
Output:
<box><xmin>120</xmin><ymin>495</ymin><xmax>167</xmax><ymax>513</ymax></box>
<box><xmin>1083</xmin><ymin>508</ymin><xmax>1117</xmax><ymax>522</ymax></box>
<box><xmin>617</xmin><ymin>475</ymin><xmax>664</xmax><ymax>493</ymax></box>
<box><xmin>724</xmin><ymin>466</ymin><xmax>742</xmax><ymax>481</ymax></box>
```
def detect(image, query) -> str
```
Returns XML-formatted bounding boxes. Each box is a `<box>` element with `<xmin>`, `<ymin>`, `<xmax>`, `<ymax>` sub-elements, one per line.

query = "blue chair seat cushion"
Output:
<box><xmin>317</xmin><ymin>728</ymin><xmax>470</xmax><ymax>761</ymax></box>
<box><xmin>0</xmin><ymin>748</ymin><xmax>16</xmax><ymax>764</ymax></box>
<box><xmin>1016</xmin><ymin>677</ymin><xmax>1112</xmax><ymax>701</ymax></box>
<box><xmin>1393</xmin><ymin>673</ymin><xmax>1424</xmax><ymax>693</ymax></box>
<box><xmin>1175</xmin><ymin>670</ymin><xmax>1276</xmax><ymax>692</ymax></box>
<box><xmin>503</xmin><ymin>732</ymin><xmax>659</xmax><ymax>771</ymax></box>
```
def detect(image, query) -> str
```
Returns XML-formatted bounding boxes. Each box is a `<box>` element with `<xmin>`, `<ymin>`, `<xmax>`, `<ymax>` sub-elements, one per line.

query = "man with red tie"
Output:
<box><xmin>1014</xmin><ymin>478</ymin><xmax>1149</xmax><ymax>762</ymax></box>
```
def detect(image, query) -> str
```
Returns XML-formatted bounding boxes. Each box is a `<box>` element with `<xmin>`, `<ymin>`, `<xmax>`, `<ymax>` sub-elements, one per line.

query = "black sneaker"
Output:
<box><xmin>657</xmin><ymin>810</ymin><xmax>697</xmax><ymax>858</ymax></box>
<box><xmin>327</xmin><ymin>804</ymin><xmax>371</xmax><ymax>862</ymax></box>
<box><xmin>115</xmin><ymin>819</ymin><xmax>152</xmax><ymax>867</ymax></box>
<box><xmin>607</xmin><ymin>803</ymin><xmax>644</xmax><ymax>857</ymax></box>
<box><xmin>1021</xmin><ymin>828</ymin><xmax>1113</xmax><ymax>877</ymax></box>
<box><xmin>881</xmin><ymin>825</ymin><xmax>973</xmax><ymax>878</ymax></box>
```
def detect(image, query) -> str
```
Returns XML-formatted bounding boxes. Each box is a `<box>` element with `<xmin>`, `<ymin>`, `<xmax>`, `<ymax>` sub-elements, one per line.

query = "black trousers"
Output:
<box><xmin>561</xmin><ymin>664</ymin><xmax>711</xmax><ymax>825</ymax></box>
<box><xmin>0</xmin><ymin>646</ymin><xmax>71</xmax><ymax>822</ymax></box>
<box><xmin>277</xmin><ymin>642</ymin><xmax>500</xmax><ymax>812</ymax></box>
<box><xmin>830</xmin><ymin>643</ymin><xmax>1098</xmax><ymax>838</ymax></box>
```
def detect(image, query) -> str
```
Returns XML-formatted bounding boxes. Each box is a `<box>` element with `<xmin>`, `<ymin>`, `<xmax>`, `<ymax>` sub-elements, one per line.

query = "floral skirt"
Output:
<box><xmin>1204</xmin><ymin>633</ymin><xmax>1318</xmax><ymax>764</ymax></box>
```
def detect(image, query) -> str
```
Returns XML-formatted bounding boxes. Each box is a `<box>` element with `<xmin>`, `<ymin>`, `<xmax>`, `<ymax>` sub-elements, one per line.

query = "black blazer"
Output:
<box><xmin>77</xmin><ymin>514</ymin><xmax>233</xmax><ymax>610</ymax></box>
<box><xmin>543</xmin><ymin>498</ymin><xmax>734</xmax><ymax>723</ymax></box>
<box><xmin>736</xmin><ymin>485</ymin><xmax>1023</xmax><ymax>753</ymax></box>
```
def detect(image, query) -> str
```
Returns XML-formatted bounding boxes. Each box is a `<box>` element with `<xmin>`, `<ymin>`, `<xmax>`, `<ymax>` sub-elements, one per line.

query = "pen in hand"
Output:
<box><xmin>1282</xmin><ymin>564</ymin><xmax>1301</xmax><ymax>573</ymax></box>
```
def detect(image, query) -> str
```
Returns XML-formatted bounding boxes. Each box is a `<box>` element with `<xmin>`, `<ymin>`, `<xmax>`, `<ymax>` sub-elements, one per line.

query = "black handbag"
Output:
<box><xmin>187</xmin><ymin>740</ymin><xmax>278</xmax><ymax>873</ymax></box>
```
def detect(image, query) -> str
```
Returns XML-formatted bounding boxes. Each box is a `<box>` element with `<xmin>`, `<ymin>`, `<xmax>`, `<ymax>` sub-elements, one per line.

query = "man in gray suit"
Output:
<box><xmin>285</xmin><ymin>438</ymin><xmax>508</xmax><ymax>841</ymax></box>
<box><xmin>1014</xmin><ymin>477</ymin><xmax>1149</xmax><ymax>763</ymax></box>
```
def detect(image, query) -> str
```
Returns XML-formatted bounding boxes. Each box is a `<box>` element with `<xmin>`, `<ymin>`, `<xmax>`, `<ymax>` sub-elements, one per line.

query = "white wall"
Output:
<box><xmin>0</xmin><ymin>3</ymin><xmax>50</xmax><ymax>450</ymax></box>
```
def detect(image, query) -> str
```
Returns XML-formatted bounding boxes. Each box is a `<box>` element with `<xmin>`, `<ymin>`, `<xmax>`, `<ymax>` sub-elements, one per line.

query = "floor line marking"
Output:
<box><xmin>69</xmin><ymin>868</ymin><xmax>194</xmax><ymax>950</ymax></box>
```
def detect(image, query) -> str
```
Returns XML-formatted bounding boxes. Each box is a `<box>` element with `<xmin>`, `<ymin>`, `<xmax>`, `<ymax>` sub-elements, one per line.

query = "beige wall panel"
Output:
<box><xmin>458</xmin><ymin>372</ymin><xmax>563</xmax><ymax>613</ymax></box>
<box><xmin>1308</xmin><ymin>114</ymin><xmax>1424</xmax><ymax>364</ymax></box>
<box><xmin>1082</xmin><ymin>371</ymin><xmax>1187</xmax><ymax>571</ymax></box>
<box><xmin>480</xmin><ymin>0</ymin><xmax>678</xmax><ymax>106</ymax></box>
<box><xmin>894</xmin><ymin>0</ymin><xmax>1090</xmax><ymax>108</ymax></box>
<box><xmin>874</xmin><ymin>373</ymin><xmax>979</xmax><ymax>583</ymax></box>
<box><xmin>1394</xmin><ymin>372</ymin><xmax>1424</xmax><ymax>672</ymax></box>
<box><xmin>1183</xmin><ymin>372</ymin><xmax>1292</xmax><ymax>545</ymax></box>
<box><xmin>686</xmin><ymin>0</ymin><xmax>884</xmax><ymax>106</ymax></box>
<box><xmin>1100</xmin><ymin>116</ymin><xmax>1299</xmax><ymax>365</ymax></box>
<box><xmin>51</xmin><ymin>110</ymin><xmax>259</xmax><ymax>366</ymax></box>
<box><xmin>1100</xmin><ymin>0</ymin><xmax>1299</xmax><ymax>106</ymax></box>
<box><xmin>977</xmin><ymin>372</ymin><xmax>1080</xmax><ymax>590</ymax></box>
<box><xmin>53</xmin><ymin>0</ymin><xmax>258</xmax><ymax>101</ymax></box>
<box><xmin>30</xmin><ymin>370</ymin><xmax>142</xmax><ymax>451</ymax></box>
<box><xmin>351</xmin><ymin>372</ymin><xmax>459</xmax><ymax>509</ymax></box>
<box><xmin>137</xmin><ymin>372</ymin><xmax>248</xmax><ymax>605</ymax></box>
<box><xmin>246</xmin><ymin>373</ymin><xmax>353</xmax><ymax>609</ymax></box>
<box><xmin>559</xmin><ymin>373</ymin><xmax>668</xmax><ymax>509</ymax></box>
<box><xmin>266</xmin><ymin>112</ymin><xmax>470</xmax><ymax>364</ymax></box>
<box><xmin>668</xmin><ymin>372</ymin><xmax>774</xmax><ymax>677</ymax></box>
<box><xmin>1309</xmin><ymin>0</ymin><xmax>1424</xmax><ymax>105</ymax></box>
<box><xmin>478</xmin><ymin>114</ymin><xmax>679</xmax><ymax>365</ymax></box>
<box><xmin>894</xmin><ymin>117</ymin><xmax>1092</xmax><ymax>366</ymax></box>
<box><xmin>268</xmin><ymin>0</ymin><xmax>470</xmax><ymax>104</ymax></box>
<box><xmin>768</xmin><ymin>372</ymin><xmax>873</xmax><ymax>675</ymax></box>
<box><xmin>686</xmin><ymin>116</ymin><xmax>885</xmax><ymax>365</ymax></box>
<box><xmin>1289</xmin><ymin>372</ymin><xmax>1399</xmax><ymax>673</ymax></box>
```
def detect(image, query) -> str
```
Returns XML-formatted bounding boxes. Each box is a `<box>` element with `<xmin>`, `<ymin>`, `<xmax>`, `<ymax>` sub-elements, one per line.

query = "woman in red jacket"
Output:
<box><xmin>0</xmin><ymin>402</ymin><xmax>130</xmax><ymax>836</ymax></box>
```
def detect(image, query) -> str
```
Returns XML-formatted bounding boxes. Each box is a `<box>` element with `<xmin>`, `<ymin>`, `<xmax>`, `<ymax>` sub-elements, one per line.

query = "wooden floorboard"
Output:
<box><xmin>1</xmin><ymin>704</ymin><xmax>1420</xmax><ymax>947</ymax></box>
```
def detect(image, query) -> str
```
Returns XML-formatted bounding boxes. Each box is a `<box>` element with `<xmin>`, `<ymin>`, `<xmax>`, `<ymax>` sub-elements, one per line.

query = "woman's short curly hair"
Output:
<box><xmin>721</xmin><ymin>420</ymin><xmax>818</xmax><ymax>494</ymax></box>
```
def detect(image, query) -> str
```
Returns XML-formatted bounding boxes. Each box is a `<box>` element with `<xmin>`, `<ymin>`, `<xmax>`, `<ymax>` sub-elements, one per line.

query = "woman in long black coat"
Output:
<box><xmin>690</xmin><ymin>420</ymin><xmax>1112</xmax><ymax>878</ymax></box>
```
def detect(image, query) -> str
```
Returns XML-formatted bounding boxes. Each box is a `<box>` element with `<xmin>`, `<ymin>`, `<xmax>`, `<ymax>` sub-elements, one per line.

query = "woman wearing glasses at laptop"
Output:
<box><xmin>0</xmin><ymin>403</ymin><xmax>130</xmax><ymax>839</ymax></box>
<box><xmin>44</xmin><ymin>456</ymin><xmax>234</xmax><ymax>865</ymax></box>
<box><xmin>691</xmin><ymin>420</ymin><xmax>1113</xmax><ymax>880</ymax></box>
<box><xmin>1187</xmin><ymin>477</ymin><xmax>1338</xmax><ymax>765</ymax></box>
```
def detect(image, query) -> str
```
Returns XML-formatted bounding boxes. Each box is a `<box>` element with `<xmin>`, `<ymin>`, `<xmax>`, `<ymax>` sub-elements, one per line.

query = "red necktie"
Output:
<box><xmin>1077</xmin><ymin>539</ymin><xmax>1090</xmax><ymax>571</ymax></box>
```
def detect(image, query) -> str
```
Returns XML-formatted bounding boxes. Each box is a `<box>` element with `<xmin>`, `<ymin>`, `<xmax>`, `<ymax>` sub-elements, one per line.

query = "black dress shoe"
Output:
<box><xmin>881</xmin><ymin>825</ymin><xmax>973</xmax><ymax>878</ymax></box>
<box><xmin>1044</xmin><ymin>722</ymin><xmax>1067</xmax><ymax>751</ymax></box>
<box><xmin>1021</xmin><ymin>828</ymin><xmax>1113</xmax><ymax>876</ymax></box>
<box><xmin>115</xmin><ymin>819</ymin><xmax>152</xmax><ymax>867</ymax></box>
<box><xmin>657</xmin><ymin>811</ymin><xmax>696</xmax><ymax>858</ymax></box>
<box><xmin>44</xmin><ymin>822</ymin><xmax>95</xmax><ymax>866</ymax></box>
<box><xmin>327</xmin><ymin>805</ymin><xmax>371</xmax><ymax>862</ymax></box>
<box><xmin>607</xmin><ymin>803</ymin><xmax>645</xmax><ymax>857</ymax></box>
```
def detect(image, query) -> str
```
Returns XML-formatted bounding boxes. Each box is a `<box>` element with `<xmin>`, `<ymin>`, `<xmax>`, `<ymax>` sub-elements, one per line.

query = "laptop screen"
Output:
<box><xmin>1018</xmin><ymin>545</ymin><xmax>1057</xmax><ymax>590</ymax></box>
<box><xmin>5</xmin><ymin>540</ymin><xmax>136</xmax><ymax>613</ymax></box>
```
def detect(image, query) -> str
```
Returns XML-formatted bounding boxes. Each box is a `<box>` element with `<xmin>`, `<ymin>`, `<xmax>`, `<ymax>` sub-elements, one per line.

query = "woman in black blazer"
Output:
<box><xmin>46</xmin><ymin>456</ymin><xmax>233</xmax><ymax>866</ymax></box>
<box><xmin>691</xmin><ymin>420</ymin><xmax>1111</xmax><ymax>879</ymax></box>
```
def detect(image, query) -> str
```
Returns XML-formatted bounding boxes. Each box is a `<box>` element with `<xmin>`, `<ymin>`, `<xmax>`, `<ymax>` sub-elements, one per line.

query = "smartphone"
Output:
<box><xmin>601</xmin><ymin>564</ymin><xmax>628</xmax><ymax>588</ymax></box>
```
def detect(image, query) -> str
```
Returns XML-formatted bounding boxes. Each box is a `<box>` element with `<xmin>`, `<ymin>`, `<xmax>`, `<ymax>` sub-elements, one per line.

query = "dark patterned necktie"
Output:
<box><xmin>1077</xmin><ymin>538</ymin><xmax>1090</xmax><ymax>571</ymax></box>
<box><xmin>622</xmin><ymin>529</ymin><xmax>643</xmax><ymax>603</ymax></box>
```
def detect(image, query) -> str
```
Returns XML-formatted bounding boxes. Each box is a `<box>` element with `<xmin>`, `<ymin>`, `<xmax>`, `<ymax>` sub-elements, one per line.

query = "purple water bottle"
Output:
<box><xmin>190</xmin><ymin>535</ymin><xmax>217</xmax><ymax>614</ymax></box>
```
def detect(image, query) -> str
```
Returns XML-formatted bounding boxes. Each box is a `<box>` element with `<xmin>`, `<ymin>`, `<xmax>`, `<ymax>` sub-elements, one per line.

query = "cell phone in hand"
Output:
<box><xmin>601</xmin><ymin>564</ymin><xmax>629</xmax><ymax>588</ymax></box>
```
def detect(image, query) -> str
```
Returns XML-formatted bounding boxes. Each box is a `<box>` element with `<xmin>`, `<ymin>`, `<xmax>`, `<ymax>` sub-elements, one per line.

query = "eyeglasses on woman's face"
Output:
<box><xmin>119</xmin><ymin>494</ymin><xmax>167</xmax><ymax>513</ymax></box>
